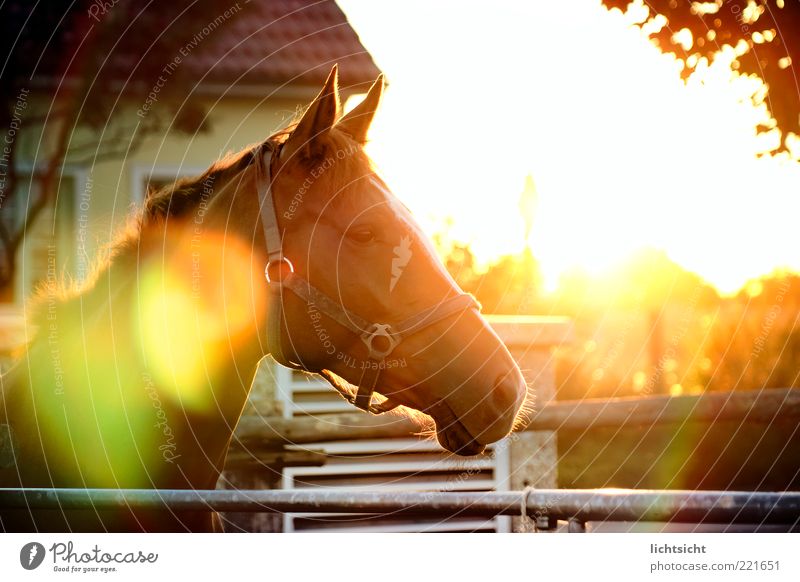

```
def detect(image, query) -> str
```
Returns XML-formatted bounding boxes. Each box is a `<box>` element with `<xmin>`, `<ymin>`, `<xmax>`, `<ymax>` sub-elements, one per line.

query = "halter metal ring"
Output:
<box><xmin>265</xmin><ymin>257</ymin><xmax>294</xmax><ymax>284</ymax></box>
<box><xmin>361</xmin><ymin>323</ymin><xmax>399</xmax><ymax>360</ymax></box>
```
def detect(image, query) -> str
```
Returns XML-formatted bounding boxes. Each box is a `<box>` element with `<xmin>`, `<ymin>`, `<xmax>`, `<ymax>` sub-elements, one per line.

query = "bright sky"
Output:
<box><xmin>338</xmin><ymin>0</ymin><xmax>800</xmax><ymax>294</ymax></box>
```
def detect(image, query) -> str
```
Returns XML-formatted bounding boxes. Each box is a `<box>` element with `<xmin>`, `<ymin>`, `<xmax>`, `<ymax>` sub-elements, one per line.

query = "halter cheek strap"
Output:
<box><xmin>259</xmin><ymin>151</ymin><xmax>297</xmax><ymax>371</ymax></box>
<box><xmin>257</xmin><ymin>143</ymin><xmax>480</xmax><ymax>414</ymax></box>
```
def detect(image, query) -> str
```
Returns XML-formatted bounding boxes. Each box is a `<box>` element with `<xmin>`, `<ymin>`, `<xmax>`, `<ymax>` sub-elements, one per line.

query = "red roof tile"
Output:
<box><xmin>6</xmin><ymin>0</ymin><xmax>381</xmax><ymax>95</ymax></box>
<box><xmin>179</xmin><ymin>0</ymin><xmax>381</xmax><ymax>92</ymax></box>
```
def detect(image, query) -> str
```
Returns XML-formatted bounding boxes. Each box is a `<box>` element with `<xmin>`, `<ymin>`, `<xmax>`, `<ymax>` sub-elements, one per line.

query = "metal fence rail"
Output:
<box><xmin>1</xmin><ymin>488</ymin><xmax>798</xmax><ymax>526</ymax></box>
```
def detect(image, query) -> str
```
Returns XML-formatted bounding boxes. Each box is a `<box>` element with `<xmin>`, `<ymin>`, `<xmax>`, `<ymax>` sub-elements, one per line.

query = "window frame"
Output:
<box><xmin>9</xmin><ymin>163</ymin><xmax>90</xmax><ymax>304</ymax></box>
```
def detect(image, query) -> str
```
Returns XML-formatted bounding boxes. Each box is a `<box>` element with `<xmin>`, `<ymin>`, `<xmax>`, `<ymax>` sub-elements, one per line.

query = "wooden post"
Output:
<box><xmin>219</xmin><ymin>357</ymin><xmax>284</xmax><ymax>532</ymax></box>
<box><xmin>487</xmin><ymin>315</ymin><xmax>572</xmax><ymax>532</ymax></box>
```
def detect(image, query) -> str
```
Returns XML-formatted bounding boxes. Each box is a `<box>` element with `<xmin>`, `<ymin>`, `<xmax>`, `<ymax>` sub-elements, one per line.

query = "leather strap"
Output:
<box><xmin>394</xmin><ymin>293</ymin><xmax>479</xmax><ymax>336</ymax></box>
<box><xmin>283</xmin><ymin>276</ymin><xmax>369</xmax><ymax>335</ymax></box>
<box><xmin>256</xmin><ymin>142</ymin><xmax>480</xmax><ymax>413</ymax></box>
<box><xmin>258</xmin><ymin>143</ymin><xmax>284</xmax><ymax>264</ymax></box>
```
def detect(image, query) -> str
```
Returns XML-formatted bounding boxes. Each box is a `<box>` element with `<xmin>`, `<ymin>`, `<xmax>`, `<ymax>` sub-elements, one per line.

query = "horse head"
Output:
<box><xmin>262</xmin><ymin>67</ymin><xmax>527</xmax><ymax>455</ymax></box>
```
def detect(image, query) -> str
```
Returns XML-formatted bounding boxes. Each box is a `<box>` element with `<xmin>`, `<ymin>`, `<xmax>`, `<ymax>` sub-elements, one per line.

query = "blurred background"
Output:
<box><xmin>1</xmin><ymin>0</ymin><xmax>799</xmax><ymax>514</ymax></box>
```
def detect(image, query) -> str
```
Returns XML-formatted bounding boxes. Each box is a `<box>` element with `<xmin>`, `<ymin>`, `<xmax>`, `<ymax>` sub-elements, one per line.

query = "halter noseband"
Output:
<box><xmin>257</xmin><ymin>142</ymin><xmax>480</xmax><ymax>414</ymax></box>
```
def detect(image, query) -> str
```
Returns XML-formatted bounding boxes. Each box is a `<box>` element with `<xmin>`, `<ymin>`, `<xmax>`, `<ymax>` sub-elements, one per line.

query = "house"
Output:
<box><xmin>0</xmin><ymin>0</ymin><xmax>380</xmax><ymax>350</ymax></box>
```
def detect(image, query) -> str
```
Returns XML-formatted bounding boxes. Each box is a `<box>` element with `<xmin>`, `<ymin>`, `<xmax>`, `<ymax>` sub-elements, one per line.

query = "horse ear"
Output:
<box><xmin>282</xmin><ymin>65</ymin><xmax>341</xmax><ymax>161</ymax></box>
<box><xmin>337</xmin><ymin>74</ymin><xmax>384</xmax><ymax>143</ymax></box>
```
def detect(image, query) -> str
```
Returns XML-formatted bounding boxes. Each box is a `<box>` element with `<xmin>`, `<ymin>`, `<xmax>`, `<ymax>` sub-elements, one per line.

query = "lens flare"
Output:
<box><xmin>136</xmin><ymin>229</ymin><xmax>264</xmax><ymax>412</ymax></box>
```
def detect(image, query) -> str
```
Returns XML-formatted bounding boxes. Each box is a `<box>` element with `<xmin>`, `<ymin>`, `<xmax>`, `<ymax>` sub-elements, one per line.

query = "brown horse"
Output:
<box><xmin>0</xmin><ymin>66</ymin><xmax>526</xmax><ymax>532</ymax></box>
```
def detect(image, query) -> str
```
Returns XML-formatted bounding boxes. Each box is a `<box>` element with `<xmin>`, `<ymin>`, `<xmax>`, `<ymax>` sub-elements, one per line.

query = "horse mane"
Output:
<box><xmin>142</xmin><ymin>146</ymin><xmax>258</xmax><ymax>221</ymax></box>
<box><xmin>24</xmin><ymin>122</ymin><xmax>373</xmax><ymax>337</ymax></box>
<box><xmin>23</xmin><ymin>138</ymin><xmax>277</xmax><ymax>333</ymax></box>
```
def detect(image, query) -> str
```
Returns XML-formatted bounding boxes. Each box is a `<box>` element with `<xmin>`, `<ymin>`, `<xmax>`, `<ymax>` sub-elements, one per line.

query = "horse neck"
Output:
<box><xmin>37</xmin><ymin>231</ymin><xmax>263</xmax><ymax>461</ymax></box>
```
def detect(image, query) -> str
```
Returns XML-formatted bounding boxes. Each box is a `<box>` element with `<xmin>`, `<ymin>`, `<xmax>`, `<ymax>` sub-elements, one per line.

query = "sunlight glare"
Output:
<box><xmin>339</xmin><ymin>0</ymin><xmax>800</xmax><ymax>295</ymax></box>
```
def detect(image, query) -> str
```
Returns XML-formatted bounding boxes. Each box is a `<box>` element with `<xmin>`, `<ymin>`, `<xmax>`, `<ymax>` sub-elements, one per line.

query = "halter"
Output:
<box><xmin>257</xmin><ymin>142</ymin><xmax>481</xmax><ymax>414</ymax></box>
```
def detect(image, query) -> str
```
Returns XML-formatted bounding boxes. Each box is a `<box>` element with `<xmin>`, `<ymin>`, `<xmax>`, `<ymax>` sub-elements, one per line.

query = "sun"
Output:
<box><xmin>340</xmin><ymin>0</ymin><xmax>800</xmax><ymax>295</ymax></box>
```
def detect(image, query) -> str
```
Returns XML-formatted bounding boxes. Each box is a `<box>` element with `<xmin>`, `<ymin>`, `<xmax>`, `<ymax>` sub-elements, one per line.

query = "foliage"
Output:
<box><xmin>603</xmin><ymin>0</ymin><xmax>800</xmax><ymax>153</ymax></box>
<box><xmin>442</xmin><ymin>242</ymin><xmax>800</xmax><ymax>399</ymax></box>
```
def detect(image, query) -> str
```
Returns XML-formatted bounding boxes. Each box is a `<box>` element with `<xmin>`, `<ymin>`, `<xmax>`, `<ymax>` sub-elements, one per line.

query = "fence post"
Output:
<box><xmin>219</xmin><ymin>356</ymin><xmax>284</xmax><ymax>532</ymax></box>
<box><xmin>489</xmin><ymin>316</ymin><xmax>572</xmax><ymax>532</ymax></box>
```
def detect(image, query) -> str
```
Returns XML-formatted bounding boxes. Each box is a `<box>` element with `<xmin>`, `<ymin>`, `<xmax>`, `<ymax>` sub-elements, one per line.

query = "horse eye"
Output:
<box><xmin>347</xmin><ymin>228</ymin><xmax>375</xmax><ymax>244</ymax></box>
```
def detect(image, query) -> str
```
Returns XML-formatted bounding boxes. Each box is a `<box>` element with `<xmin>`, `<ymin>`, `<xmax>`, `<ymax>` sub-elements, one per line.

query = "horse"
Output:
<box><xmin>0</xmin><ymin>66</ymin><xmax>527</xmax><ymax>532</ymax></box>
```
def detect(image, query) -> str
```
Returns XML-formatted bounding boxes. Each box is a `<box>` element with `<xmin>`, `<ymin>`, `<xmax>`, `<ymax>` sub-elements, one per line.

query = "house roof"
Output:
<box><xmin>179</xmin><ymin>0</ymin><xmax>382</xmax><ymax>94</ymax></box>
<box><xmin>6</xmin><ymin>0</ymin><xmax>381</xmax><ymax>97</ymax></box>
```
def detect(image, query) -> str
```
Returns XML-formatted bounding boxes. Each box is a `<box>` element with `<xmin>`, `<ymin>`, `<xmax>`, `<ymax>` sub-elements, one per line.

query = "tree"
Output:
<box><xmin>0</xmin><ymin>1</ymin><xmax>226</xmax><ymax>299</ymax></box>
<box><xmin>603</xmin><ymin>0</ymin><xmax>800</xmax><ymax>154</ymax></box>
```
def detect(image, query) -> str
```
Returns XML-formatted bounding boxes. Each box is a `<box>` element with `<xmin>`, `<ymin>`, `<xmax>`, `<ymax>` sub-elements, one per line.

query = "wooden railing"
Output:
<box><xmin>234</xmin><ymin>387</ymin><xmax>800</xmax><ymax>447</ymax></box>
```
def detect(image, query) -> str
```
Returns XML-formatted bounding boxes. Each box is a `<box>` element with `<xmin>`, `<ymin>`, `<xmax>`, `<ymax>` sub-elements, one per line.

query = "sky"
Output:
<box><xmin>337</xmin><ymin>0</ymin><xmax>800</xmax><ymax>294</ymax></box>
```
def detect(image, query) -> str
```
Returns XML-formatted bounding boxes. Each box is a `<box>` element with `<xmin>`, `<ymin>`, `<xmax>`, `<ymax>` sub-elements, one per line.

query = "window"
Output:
<box><xmin>130</xmin><ymin>164</ymin><xmax>206</xmax><ymax>206</ymax></box>
<box><xmin>1</xmin><ymin>169</ymin><xmax>86</xmax><ymax>304</ymax></box>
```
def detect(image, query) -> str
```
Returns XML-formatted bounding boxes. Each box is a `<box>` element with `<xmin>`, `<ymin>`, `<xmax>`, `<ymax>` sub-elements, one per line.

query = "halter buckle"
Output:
<box><xmin>361</xmin><ymin>323</ymin><xmax>399</xmax><ymax>360</ymax></box>
<box><xmin>265</xmin><ymin>257</ymin><xmax>294</xmax><ymax>284</ymax></box>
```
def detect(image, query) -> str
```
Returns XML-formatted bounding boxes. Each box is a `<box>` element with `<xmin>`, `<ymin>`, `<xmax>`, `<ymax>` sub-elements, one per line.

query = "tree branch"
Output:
<box><xmin>9</xmin><ymin>97</ymin><xmax>80</xmax><ymax>252</ymax></box>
